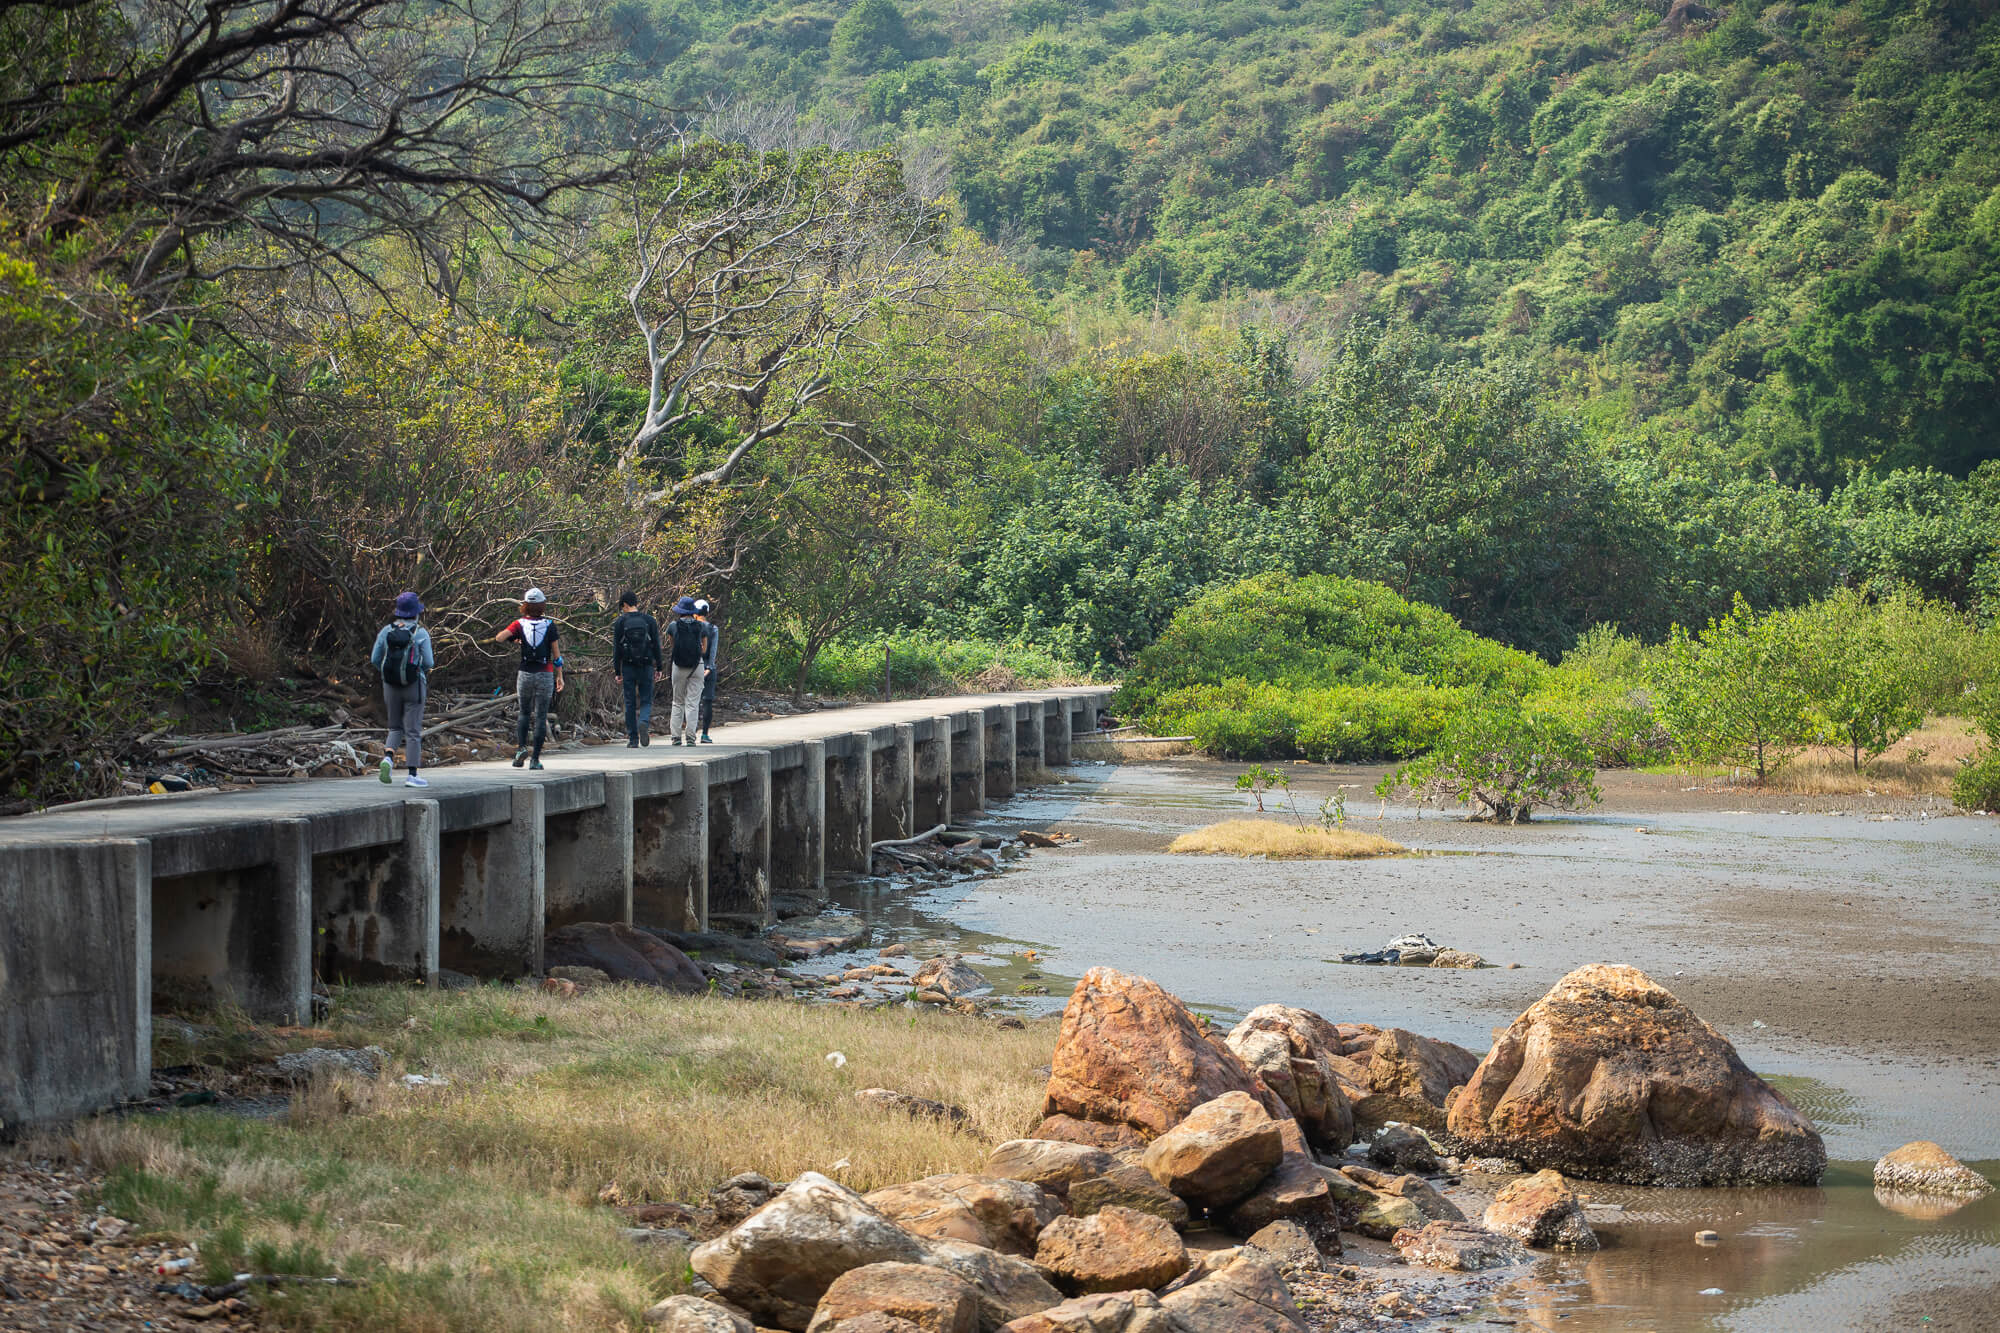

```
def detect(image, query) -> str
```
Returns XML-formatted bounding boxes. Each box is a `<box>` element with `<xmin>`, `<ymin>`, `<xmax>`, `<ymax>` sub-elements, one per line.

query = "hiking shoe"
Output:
<box><xmin>512</xmin><ymin>749</ymin><xmax>527</xmax><ymax>767</ymax></box>
<box><xmin>378</xmin><ymin>757</ymin><xmax>393</xmax><ymax>784</ymax></box>
<box><xmin>529</xmin><ymin>758</ymin><xmax>544</xmax><ymax>771</ymax></box>
<box><xmin>626</xmin><ymin>739</ymin><xmax>639</xmax><ymax>748</ymax></box>
<box><xmin>404</xmin><ymin>774</ymin><xmax>429</xmax><ymax>788</ymax></box>
<box><xmin>670</xmin><ymin>736</ymin><xmax>683</xmax><ymax>746</ymax></box>
<box><xmin>640</xmin><ymin>734</ymin><xmax>650</xmax><ymax>747</ymax></box>
<box><xmin>699</xmin><ymin>733</ymin><xmax>713</xmax><ymax>744</ymax></box>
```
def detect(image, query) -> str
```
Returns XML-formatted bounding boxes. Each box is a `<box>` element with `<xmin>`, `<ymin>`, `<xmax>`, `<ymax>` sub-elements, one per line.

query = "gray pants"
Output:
<box><xmin>670</xmin><ymin>663</ymin><xmax>705</xmax><ymax>739</ymax></box>
<box><xmin>516</xmin><ymin>670</ymin><xmax>555</xmax><ymax>756</ymax></box>
<box><xmin>383</xmin><ymin>677</ymin><xmax>426</xmax><ymax>770</ymax></box>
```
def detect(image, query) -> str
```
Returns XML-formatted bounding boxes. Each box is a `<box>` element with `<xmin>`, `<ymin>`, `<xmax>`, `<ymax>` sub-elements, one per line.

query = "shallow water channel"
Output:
<box><xmin>817</xmin><ymin>760</ymin><xmax>2000</xmax><ymax>1332</ymax></box>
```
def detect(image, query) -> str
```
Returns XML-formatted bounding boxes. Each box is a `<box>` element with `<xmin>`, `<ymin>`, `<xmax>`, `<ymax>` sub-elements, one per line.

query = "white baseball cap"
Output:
<box><xmin>523</xmin><ymin>587</ymin><xmax>547</xmax><ymax>604</ymax></box>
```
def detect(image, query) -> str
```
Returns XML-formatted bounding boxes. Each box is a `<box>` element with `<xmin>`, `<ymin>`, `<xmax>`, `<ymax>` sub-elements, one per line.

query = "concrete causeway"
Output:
<box><xmin>0</xmin><ymin>687</ymin><xmax>1113</xmax><ymax>1132</ymax></box>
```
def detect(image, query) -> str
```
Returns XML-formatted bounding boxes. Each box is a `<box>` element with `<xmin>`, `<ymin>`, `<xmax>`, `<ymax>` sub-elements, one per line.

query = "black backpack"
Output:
<box><xmin>517</xmin><ymin>618</ymin><xmax>556</xmax><ymax>671</ymax></box>
<box><xmin>618</xmin><ymin>613</ymin><xmax>654</xmax><ymax>668</ymax></box>
<box><xmin>669</xmin><ymin>617</ymin><xmax>706</xmax><ymax>668</ymax></box>
<box><xmin>380</xmin><ymin>625</ymin><xmax>420</xmax><ymax>688</ymax></box>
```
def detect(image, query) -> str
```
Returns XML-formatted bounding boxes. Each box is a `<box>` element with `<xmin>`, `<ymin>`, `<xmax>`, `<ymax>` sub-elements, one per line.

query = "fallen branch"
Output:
<box><xmin>871</xmin><ymin>824</ymin><xmax>948</xmax><ymax>850</ymax></box>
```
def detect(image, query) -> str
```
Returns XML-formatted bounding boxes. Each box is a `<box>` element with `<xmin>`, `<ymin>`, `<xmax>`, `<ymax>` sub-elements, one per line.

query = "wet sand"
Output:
<box><xmin>828</xmin><ymin>758</ymin><xmax>2000</xmax><ymax>1331</ymax></box>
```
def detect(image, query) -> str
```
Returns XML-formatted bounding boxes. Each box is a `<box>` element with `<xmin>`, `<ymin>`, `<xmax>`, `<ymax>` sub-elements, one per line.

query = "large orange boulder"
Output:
<box><xmin>1353</xmin><ymin>1028</ymin><xmax>1481</xmax><ymax>1134</ymax></box>
<box><xmin>1446</xmin><ymin>965</ymin><xmax>1826</xmax><ymax>1186</ymax></box>
<box><xmin>1224</xmin><ymin>1006</ymin><xmax>1356</xmax><ymax>1152</ymax></box>
<box><xmin>1039</xmin><ymin>969</ymin><xmax>1283</xmax><ymax>1142</ymax></box>
<box><xmin>1139</xmin><ymin>1091</ymin><xmax>1284</xmax><ymax>1211</ymax></box>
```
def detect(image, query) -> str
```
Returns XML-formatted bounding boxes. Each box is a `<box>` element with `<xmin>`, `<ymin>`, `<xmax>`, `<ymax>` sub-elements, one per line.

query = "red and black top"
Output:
<box><xmin>504</xmin><ymin>617</ymin><xmax>560</xmax><ymax>673</ymax></box>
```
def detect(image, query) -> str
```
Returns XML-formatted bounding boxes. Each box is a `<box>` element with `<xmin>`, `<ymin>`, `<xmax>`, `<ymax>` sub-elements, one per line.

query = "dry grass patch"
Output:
<box><xmin>1073</xmin><ymin>738</ymin><xmax>1193</xmax><ymax>761</ymax></box>
<box><xmin>19</xmin><ymin>986</ymin><xmax>1058</xmax><ymax>1333</ymax></box>
<box><xmin>1167</xmin><ymin>818</ymin><xmax>1405</xmax><ymax>859</ymax></box>
<box><xmin>1768</xmin><ymin>717</ymin><xmax>1979</xmax><ymax>796</ymax></box>
<box><xmin>1654</xmin><ymin>717</ymin><xmax>1980</xmax><ymax>797</ymax></box>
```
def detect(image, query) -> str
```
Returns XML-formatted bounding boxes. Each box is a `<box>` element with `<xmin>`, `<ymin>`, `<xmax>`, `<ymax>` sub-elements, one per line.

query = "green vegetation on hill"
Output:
<box><xmin>634</xmin><ymin>0</ymin><xmax>2000</xmax><ymax>487</ymax></box>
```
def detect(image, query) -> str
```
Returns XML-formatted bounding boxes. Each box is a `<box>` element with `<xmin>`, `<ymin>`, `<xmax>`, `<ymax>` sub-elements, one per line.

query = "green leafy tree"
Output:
<box><xmin>0</xmin><ymin>244</ymin><xmax>277</xmax><ymax>803</ymax></box>
<box><xmin>1377</xmin><ymin>697</ymin><xmax>1600</xmax><ymax>824</ymax></box>
<box><xmin>1790</xmin><ymin>591</ymin><xmax>1930</xmax><ymax>771</ymax></box>
<box><xmin>1651</xmin><ymin>595</ymin><xmax>1817</xmax><ymax>780</ymax></box>
<box><xmin>1297</xmin><ymin>327</ymin><xmax>1638</xmax><ymax>658</ymax></box>
<box><xmin>831</xmin><ymin>0</ymin><xmax>912</xmax><ymax>74</ymax></box>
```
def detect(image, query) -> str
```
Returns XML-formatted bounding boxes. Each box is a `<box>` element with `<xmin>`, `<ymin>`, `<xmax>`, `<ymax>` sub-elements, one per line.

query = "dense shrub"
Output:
<box><xmin>1117</xmin><ymin>573</ymin><xmax>1545</xmax><ymax>720</ymax></box>
<box><xmin>1149</xmin><ymin>680</ymin><xmax>1463</xmax><ymax>762</ymax></box>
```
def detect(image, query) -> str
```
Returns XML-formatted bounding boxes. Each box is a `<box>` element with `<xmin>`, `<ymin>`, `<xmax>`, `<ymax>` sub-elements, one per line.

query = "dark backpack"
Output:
<box><xmin>380</xmin><ymin>625</ymin><xmax>420</xmax><ymax>688</ymax></box>
<box><xmin>617</xmin><ymin>613</ymin><xmax>654</xmax><ymax>669</ymax></box>
<box><xmin>517</xmin><ymin>618</ymin><xmax>556</xmax><ymax>671</ymax></box>
<box><xmin>669</xmin><ymin>617</ymin><xmax>706</xmax><ymax>668</ymax></box>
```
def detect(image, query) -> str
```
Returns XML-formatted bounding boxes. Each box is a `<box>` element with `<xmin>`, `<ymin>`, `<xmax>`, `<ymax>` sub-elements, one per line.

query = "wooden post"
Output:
<box><xmin>884</xmin><ymin>642</ymin><xmax>892</xmax><ymax>701</ymax></box>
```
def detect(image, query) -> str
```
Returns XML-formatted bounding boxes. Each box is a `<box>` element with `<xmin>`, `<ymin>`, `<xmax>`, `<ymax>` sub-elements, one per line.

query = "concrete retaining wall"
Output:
<box><xmin>0</xmin><ymin>687</ymin><xmax>1112</xmax><ymax>1129</ymax></box>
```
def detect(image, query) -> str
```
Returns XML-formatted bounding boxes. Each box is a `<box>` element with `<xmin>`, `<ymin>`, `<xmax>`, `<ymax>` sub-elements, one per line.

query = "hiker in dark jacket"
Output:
<box><xmin>611</xmin><ymin>590</ymin><xmax>662</xmax><ymax>747</ymax></box>
<box><xmin>370</xmin><ymin>590</ymin><xmax>435</xmax><ymax>787</ymax></box>
<box><xmin>693</xmin><ymin>597</ymin><xmax>719</xmax><ymax>744</ymax></box>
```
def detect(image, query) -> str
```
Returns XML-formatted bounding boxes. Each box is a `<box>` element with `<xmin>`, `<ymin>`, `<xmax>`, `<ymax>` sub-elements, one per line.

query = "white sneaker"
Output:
<box><xmin>404</xmin><ymin>774</ymin><xmax>430</xmax><ymax>788</ymax></box>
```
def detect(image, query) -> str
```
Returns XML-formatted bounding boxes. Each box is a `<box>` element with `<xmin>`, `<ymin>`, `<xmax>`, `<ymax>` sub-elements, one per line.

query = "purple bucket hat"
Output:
<box><xmin>393</xmin><ymin>591</ymin><xmax>423</xmax><ymax>618</ymax></box>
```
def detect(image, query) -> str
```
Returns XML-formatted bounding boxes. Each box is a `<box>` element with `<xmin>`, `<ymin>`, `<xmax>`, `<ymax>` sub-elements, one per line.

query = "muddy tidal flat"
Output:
<box><xmin>825</xmin><ymin>760</ymin><xmax>2000</xmax><ymax>1332</ymax></box>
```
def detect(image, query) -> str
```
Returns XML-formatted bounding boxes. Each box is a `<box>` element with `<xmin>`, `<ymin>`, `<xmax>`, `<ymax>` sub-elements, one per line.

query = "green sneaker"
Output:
<box><xmin>378</xmin><ymin>756</ymin><xmax>394</xmax><ymax>784</ymax></box>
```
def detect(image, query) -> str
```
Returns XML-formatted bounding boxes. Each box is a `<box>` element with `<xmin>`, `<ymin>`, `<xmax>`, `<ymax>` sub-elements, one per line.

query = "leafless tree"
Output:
<box><xmin>618</xmin><ymin>132</ymin><xmax>1004</xmax><ymax>505</ymax></box>
<box><xmin>0</xmin><ymin>0</ymin><xmax>639</xmax><ymax>312</ymax></box>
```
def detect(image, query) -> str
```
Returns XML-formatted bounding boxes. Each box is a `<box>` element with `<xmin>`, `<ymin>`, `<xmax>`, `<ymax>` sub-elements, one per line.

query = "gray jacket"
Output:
<box><xmin>371</xmin><ymin>621</ymin><xmax>435</xmax><ymax>678</ymax></box>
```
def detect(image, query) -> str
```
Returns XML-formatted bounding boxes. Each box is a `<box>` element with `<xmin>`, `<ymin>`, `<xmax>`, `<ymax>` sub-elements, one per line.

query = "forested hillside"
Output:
<box><xmin>3</xmin><ymin>0</ymin><xmax>1998</xmax><ymax>805</ymax></box>
<box><xmin>631</xmin><ymin>0</ymin><xmax>2000</xmax><ymax>484</ymax></box>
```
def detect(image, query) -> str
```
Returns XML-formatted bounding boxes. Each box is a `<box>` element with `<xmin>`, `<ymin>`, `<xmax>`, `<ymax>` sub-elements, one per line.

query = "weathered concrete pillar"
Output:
<box><xmin>871</xmin><ymin>724</ymin><xmax>916</xmax><ymax>841</ymax></box>
<box><xmin>403</xmin><ymin>800</ymin><xmax>441</xmax><ymax>986</ymax></box>
<box><xmin>1015</xmin><ymin>700</ymin><xmax>1045</xmax><ymax>779</ymax></box>
<box><xmin>314</xmin><ymin>800</ymin><xmax>439</xmax><ymax>986</ymax></box>
<box><xmin>984</xmin><ymin>705</ymin><xmax>1017</xmax><ymax>800</ymax></box>
<box><xmin>439</xmin><ymin>785</ymin><xmax>542</xmax><ymax>978</ymax></box>
<box><xmin>1069</xmin><ymin>697</ymin><xmax>1093</xmax><ymax>743</ymax></box>
<box><xmin>951</xmin><ymin>711</ymin><xmax>985</xmax><ymax>816</ymax></box>
<box><xmin>1</xmin><ymin>840</ymin><xmax>151</xmax><ymax>1131</ymax></box>
<box><xmin>149</xmin><ymin>819</ymin><xmax>312</xmax><ymax>1023</ymax></box>
<box><xmin>770</xmin><ymin>741</ymin><xmax>826</xmax><ymax>902</ymax></box>
<box><xmin>1043</xmin><ymin>698</ymin><xmax>1071</xmax><ymax>768</ymax></box>
<box><xmin>708</xmin><ymin>751</ymin><xmax>772</xmax><ymax>927</ymax></box>
<box><xmin>545</xmin><ymin>772</ymin><xmax>633</xmax><ymax>929</ymax></box>
<box><xmin>823</xmin><ymin>732</ymin><xmax>873</xmax><ymax>876</ymax></box>
<box><xmin>633</xmin><ymin>765</ymin><xmax>707</xmax><ymax>931</ymax></box>
<box><xmin>914</xmin><ymin>716</ymin><xmax>952</xmax><ymax>831</ymax></box>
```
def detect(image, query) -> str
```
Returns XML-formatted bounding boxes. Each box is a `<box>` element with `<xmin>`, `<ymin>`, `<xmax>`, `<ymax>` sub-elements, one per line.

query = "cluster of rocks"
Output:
<box><xmin>0</xmin><ymin>1157</ymin><xmax>254</xmax><ymax>1328</ymax></box>
<box><xmin>643</xmin><ymin>960</ymin><xmax>1853</xmax><ymax>1331</ymax></box>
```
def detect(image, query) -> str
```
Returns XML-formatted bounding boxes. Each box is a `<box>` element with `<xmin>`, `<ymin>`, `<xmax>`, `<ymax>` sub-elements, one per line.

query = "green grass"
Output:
<box><xmin>26</xmin><ymin>984</ymin><xmax>1060</xmax><ymax>1332</ymax></box>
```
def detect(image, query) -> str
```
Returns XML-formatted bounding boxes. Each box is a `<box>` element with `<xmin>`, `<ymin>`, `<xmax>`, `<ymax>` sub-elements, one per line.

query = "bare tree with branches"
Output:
<box><xmin>617</xmin><ymin>123</ymin><xmax>1014</xmax><ymax>505</ymax></box>
<box><xmin>0</xmin><ymin>0</ymin><xmax>638</xmax><ymax>311</ymax></box>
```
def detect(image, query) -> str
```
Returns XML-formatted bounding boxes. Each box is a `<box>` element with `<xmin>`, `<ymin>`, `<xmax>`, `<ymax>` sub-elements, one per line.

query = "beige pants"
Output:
<box><xmin>670</xmin><ymin>663</ymin><xmax>706</xmax><ymax>738</ymax></box>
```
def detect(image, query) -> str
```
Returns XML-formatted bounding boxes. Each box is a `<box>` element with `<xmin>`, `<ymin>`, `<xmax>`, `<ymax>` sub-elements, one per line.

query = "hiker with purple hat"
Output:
<box><xmin>665</xmin><ymin>595</ymin><xmax>715</xmax><ymax>746</ymax></box>
<box><xmin>370</xmin><ymin>591</ymin><xmax>435</xmax><ymax>787</ymax></box>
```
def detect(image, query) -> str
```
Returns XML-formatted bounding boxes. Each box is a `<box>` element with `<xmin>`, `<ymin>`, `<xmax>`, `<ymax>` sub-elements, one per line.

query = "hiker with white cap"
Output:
<box><xmin>665</xmin><ymin>595</ymin><xmax>714</xmax><ymax>746</ymax></box>
<box><xmin>693</xmin><ymin>597</ymin><xmax>719</xmax><ymax>744</ymax></box>
<box><xmin>370</xmin><ymin>590</ymin><xmax>434</xmax><ymax>787</ymax></box>
<box><xmin>493</xmin><ymin>587</ymin><xmax>563</xmax><ymax>770</ymax></box>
